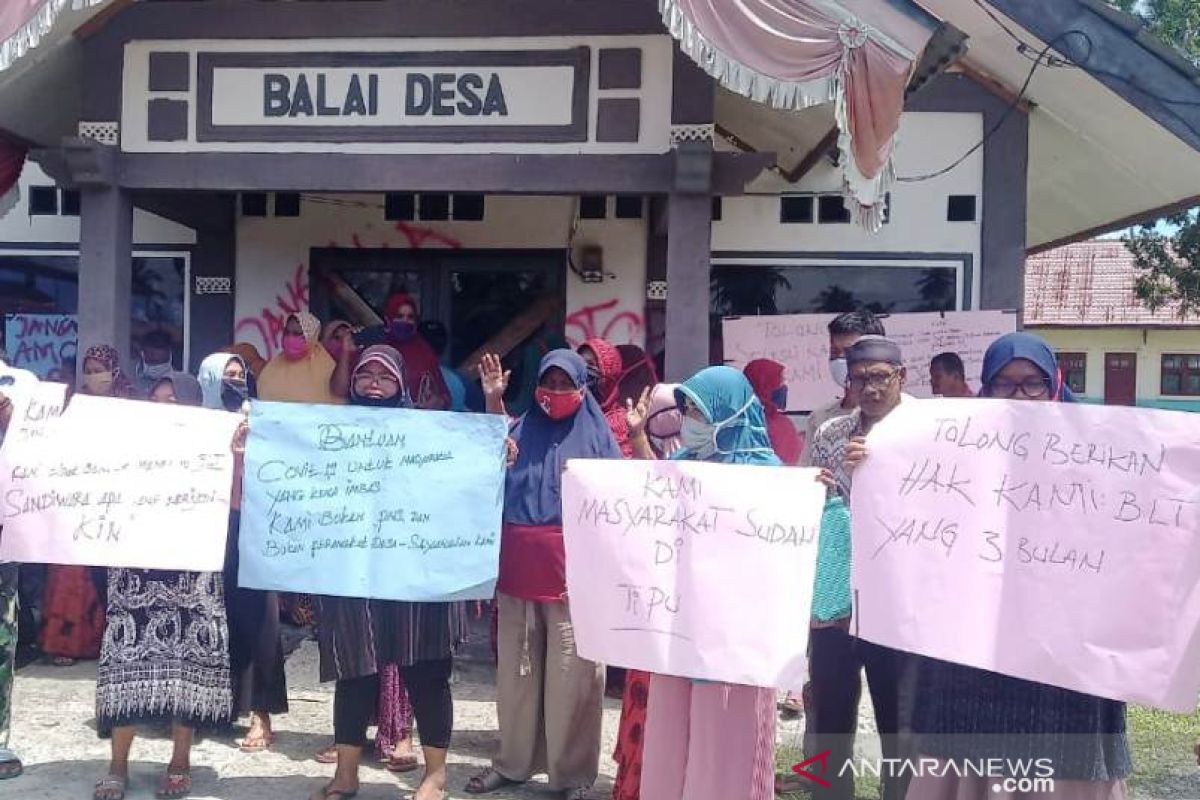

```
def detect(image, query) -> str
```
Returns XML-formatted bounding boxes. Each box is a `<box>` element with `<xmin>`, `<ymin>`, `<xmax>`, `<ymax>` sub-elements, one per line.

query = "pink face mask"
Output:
<box><xmin>281</xmin><ymin>333</ymin><xmax>308</xmax><ymax>360</ymax></box>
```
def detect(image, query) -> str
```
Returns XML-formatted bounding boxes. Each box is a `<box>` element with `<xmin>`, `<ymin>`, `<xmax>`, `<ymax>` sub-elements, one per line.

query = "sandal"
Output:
<box><xmin>0</xmin><ymin>750</ymin><xmax>21</xmax><ymax>780</ymax></box>
<box><xmin>155</xmin><ymin>770</ymin><xmax>192</xmax><ymax>799</ymax></box>
<box><xmin>464</xmin><ymin>768</ymin><xmax>518</xmax><ymax>795</ymax></box>
<box><xmin>385</xmin><ymin>751</ymin><xmax>420</xmax><ymax>773</ymax></box>
<box><xmin>314</xmin><ymin>744</ymin><xmax>338</xmax><ymax>764</ymax></box>
<box><xmin>93</xmin><ymin>774</ymin><xmax>127</xmax><ymax>800</ymax></box>
<box><xmin>239</xmin><ymin>731</ymin><xmax>275</xmax><ymax>753</ymax></box>
<box><xmin>309</xmin><ymin>783</ymin><xmax>358</xmax><ymax>800</ymax></box>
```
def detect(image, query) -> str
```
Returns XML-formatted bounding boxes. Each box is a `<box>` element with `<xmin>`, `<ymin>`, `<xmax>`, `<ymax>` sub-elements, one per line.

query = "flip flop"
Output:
<box><xmin>314</xmin><ymin>745</ymin><xmax>338</xmax><ymax>764</ymax></box>
<box><xmin>93</xmin><ymin>775</ymin><xmax>126</xmax><ymax>800</ymax></box>
<box><xmin>155</xmin><ymin>770</ymin><xmax>192</xmax><ymax>800</ymax></box>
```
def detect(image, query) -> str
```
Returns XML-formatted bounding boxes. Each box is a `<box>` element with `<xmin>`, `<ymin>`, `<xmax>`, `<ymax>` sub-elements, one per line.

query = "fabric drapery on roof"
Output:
<box><xmin>660</xmin><ymin>0</ymin><xmax>934</xmax><ymax>230</ymax></box>
<box><xmin>0</xmin><ymin>0</ymin><xmax>107</xmax><ymax>72</ymax></box>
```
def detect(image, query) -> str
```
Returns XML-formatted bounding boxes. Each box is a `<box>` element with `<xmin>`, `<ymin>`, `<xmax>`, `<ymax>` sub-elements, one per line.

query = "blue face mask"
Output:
<box><xmin>770</xmin><ymin>386</ymin><xmax>788</xmax><ymax>410</ymax></box>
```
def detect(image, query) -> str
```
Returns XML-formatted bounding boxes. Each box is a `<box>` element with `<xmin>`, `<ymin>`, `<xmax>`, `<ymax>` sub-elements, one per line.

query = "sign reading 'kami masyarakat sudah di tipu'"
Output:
<box><xmin>239</xmin><ymin>401</ymin><xmax>509</xmax><ymax>602</ymax></box>
<box><xmin>0</xmin><ymin>394</ymin><xmax>241</xmax><ymax>571</ymax></box>
<box><xmin>851</xmin><ymin>398</ymin><xmax>1200</xmax><ymax>712</ymax></box>
<box><xmin>562</xmin><ymin>459</ymin><xmax>825</xmax><ymax>690</ymax></box>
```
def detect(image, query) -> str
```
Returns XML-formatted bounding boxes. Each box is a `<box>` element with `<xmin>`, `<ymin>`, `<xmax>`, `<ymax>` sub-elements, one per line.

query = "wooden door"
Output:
<box><xmin>1103</xmin><ymin>352</ymin><xmax>1137</xmax><ymax>406</ymax></box>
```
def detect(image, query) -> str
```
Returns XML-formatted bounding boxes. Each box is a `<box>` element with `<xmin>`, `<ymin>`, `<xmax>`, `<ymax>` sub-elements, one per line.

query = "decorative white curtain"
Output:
<box><xmin>660</xmin><ymin>0</ymin><xmax>934</xmax><ymax>230</ymax></box>
<box><xmin>0</xmin><ymin>0</ymin><xmax>108</xmax><ymax>72</ymax></box>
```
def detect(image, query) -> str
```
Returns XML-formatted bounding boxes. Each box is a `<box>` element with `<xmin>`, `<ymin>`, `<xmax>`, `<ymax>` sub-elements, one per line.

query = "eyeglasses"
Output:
<box><xmin>987</xmin><ymin>376</ymin><xmax>1052</xmax><ymax>399</ymax></box>
<box><xmin>847</xmin><ymin>369</ymin><xmax>900</xmax><ymax>392</ymax></box>
<box><xmin>353</xmin><ymin>371</ymin><xmax>400</xmax><ymax>388</ymax></box>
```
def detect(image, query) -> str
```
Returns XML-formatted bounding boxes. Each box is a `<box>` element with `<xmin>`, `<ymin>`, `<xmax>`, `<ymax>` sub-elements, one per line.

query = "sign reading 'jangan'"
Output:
<box><xmin>198</xmin><ymin>49</ymin><xmax>590</xmax><ymax>143</ymax></box>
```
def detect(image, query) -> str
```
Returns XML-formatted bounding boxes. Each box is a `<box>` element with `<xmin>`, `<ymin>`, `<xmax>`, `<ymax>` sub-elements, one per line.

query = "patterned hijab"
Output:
<box><xmin>645</xmin><ymin>382</ymin><xmax>683</xmax><ymax>457</ymax></box>
<box><xmin>82</xmin><ymin>344</ymin><xmax>133</xmax><ymax>396</ymax></box>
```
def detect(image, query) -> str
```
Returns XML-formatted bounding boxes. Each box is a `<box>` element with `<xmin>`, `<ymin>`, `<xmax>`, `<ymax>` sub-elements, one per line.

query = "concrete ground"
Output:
<box><xmin>4</xmin><ymin>619</ymin><xmax>628</xmax><ymax>800</ymax></box>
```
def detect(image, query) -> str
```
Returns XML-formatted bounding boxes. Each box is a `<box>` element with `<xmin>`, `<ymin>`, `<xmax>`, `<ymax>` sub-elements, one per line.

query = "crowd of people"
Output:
<box><xmin>0</xmin><ymin>297</ymin><xmax>1135</xmax><ymax>800</ymax></box>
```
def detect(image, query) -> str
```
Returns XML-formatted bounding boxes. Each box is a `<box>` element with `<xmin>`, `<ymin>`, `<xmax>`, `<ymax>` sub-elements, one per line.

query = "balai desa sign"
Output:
<box><xmin>122</xmin><ymin>38</ymin><xmax>673</xmax><ymax>153</ymax></box>
<box><xmin>199</xmin><ymin>50</ymin><xmax>588</xmax><ymax>141</ymax></box>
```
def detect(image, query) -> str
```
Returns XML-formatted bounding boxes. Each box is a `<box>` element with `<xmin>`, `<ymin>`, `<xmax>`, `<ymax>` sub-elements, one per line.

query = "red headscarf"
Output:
<box><xmin>382</xmin><ymin>293</ymin><xmax>450</xmax><ymax>410</ymax></box>
<box><xmin>580</xmin><ymin>338</ymin><xmax>630</xmax><ymax>456</ymax></box>
<box><xmin>744</xmin><ymin>358</ymin><xmax>803</xmax><ymax>466</ymax></box>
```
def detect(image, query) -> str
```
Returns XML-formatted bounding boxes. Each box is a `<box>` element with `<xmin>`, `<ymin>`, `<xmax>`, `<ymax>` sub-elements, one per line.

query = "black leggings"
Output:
<box><xmin>333</xmin><ymin>658</ymin><xmax>454</xmax><ymax>750</ymax></box>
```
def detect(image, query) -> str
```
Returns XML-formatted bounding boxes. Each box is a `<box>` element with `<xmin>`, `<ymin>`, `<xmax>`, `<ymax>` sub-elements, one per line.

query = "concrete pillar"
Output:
<box><xmin>78</xmin><ymin>187</ymin><xmax>133</xmax><ymax>371</ymax></box>
<box><xmin>664</xmin><ymin>190</ymin><xmax>713</xmax><ymax>381</ymax></box>
<box><xmin>188</xmin><ymin>195</ymin><xmax>238</xmax><ymax>371</ymax></box>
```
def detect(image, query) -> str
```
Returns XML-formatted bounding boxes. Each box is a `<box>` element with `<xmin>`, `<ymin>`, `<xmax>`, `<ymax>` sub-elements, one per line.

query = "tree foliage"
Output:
<box><xmin>1112</xmin><ymin>0</ymin><xmax>1200</xmax><ymax>315</ymax></box>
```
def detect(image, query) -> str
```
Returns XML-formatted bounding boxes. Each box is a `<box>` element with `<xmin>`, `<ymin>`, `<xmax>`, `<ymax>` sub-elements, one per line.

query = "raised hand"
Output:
<box><xmin>625</xmin><ymin>386</ymin><xmax>652</xmax><ymax>438</ymax></box>
<box><xmin>480</xmin><ymin>353</ymin><xmax>511</xmax><ymax>400</ymax></box>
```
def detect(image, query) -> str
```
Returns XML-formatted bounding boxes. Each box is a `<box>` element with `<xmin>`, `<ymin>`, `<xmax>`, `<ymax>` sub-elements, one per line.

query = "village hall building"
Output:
<box><xmin>0</xmin><ymin>0</ymin><xmax>1198</xmax><ymax>405</ymax></box>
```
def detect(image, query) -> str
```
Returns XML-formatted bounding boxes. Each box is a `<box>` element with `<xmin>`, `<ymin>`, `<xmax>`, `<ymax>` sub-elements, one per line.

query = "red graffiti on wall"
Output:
<box><xmin>232</xmin><ymin>222</ymin><xmax>461</xmax><ymax>358</ymax></box>
<box><xmin>233</xmin><ymin>263</ymin><xmax>309</xmax><ymax>359</ymax></box>
<box><xmin>565</xmin><ymin>298</ymin><xmax>645</xmax><ymax>348</ymax></box>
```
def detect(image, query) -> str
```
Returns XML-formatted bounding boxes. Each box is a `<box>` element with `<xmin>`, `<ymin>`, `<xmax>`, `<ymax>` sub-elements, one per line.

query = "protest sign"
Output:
<box><xmin>851</xmin><ymin>398</ymin><xmax>1200</xmax><ymax>711</ymax></box>
<box><xmin>722</xmin><ymin>310</ymin><xmax>1016</xmax><ymax>412</ymax></box>
<box><xmin>239</xmin><ymin>401</ymin><xmax>508</xmax><ymax>602</ymax></box>
<box><xmin>4</xmin><ymin>314</ymin><xmax>77</xmax><ymax>379</ymax></box>
<box><xmin>0</xmin><ymin>394</ymin><xmax>240</xmax><ymax>571</ymax></box>
<box><xmin>562</xmin><ymin>458</ymin><xmax>824</xmax><ymax>689</ymax></box>
<box><xmin>2</xmin><ymin>381</ymin><xmax>67</xmax><ymax>447</ymax></box>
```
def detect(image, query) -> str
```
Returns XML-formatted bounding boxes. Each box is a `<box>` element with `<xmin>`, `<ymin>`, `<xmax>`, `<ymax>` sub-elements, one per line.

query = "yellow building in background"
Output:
<box><xmin>1026</xmin><ymin>240</ymin><xmax>1200</xmax><ymax>411</ymax></box>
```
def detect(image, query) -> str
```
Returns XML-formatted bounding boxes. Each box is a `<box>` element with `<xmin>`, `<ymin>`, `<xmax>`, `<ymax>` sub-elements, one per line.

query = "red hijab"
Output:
<box><xmin>580</xmin><ymin>338</ymin><xmax>632</xmax><ymax>457</ymax></box>
<box><xmin>744</xmin><ymin>358</ymin><xmax>803</xmax><ymax>466</ymax></box>
<box><xmin>383</xmin><ymin>293</ymin><xmax>450</xmax><ymax>410</ymax></box>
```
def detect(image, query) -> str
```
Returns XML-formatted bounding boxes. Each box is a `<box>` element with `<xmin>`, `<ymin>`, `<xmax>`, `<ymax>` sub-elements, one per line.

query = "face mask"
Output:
<box><xmin>353</xmin><ymin>392</ymin><xmax>400</xmax><ymax>408</ymax></box>
<box><xmin>771</xmin><ymin>386</ymin><xmax>788</xmax><ymax>410</ymax></box>
<box><xmin>83</xmin><ymin>371</ymin><xmax>115</xmax><ymax>395</ymax></box>
<box><xmin>535</xmin><ymin>387</ymin><xmax>584</xmax><ymax>420</ymax></box>
<box><xmin>281</xmin><ymin>333</ymin><xmax>308</xmax><ymax>360</ymax></box>
<box><xmin>680</xmin><ymin>416</ymin><xmax>717</xmax><ymax>458</ymax></box>
<box><xmin>140</xmin><ymin>359</ymin><xmax>172</xmax><ymax>381</ymax></box>
<box><xmin>221</xmin><ymin>378</ymin><xmax>248</xmax><ymax>412</ymax></box>
<box><xmin>829</xmin><ymin>358</ymin><xmax>849</xmax><ymax>389</ymax></box>
<box><xmin>390</xmin><ymin>320</ymin><xmax>417</xmax><ymax>341</ymax></box>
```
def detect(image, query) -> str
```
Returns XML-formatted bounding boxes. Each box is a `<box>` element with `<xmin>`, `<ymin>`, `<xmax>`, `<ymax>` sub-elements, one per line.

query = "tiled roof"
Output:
<box><xmin>1024</xmin><ymin>239</ymin><xmax>1200</xmax><ymax>327</ymax></box>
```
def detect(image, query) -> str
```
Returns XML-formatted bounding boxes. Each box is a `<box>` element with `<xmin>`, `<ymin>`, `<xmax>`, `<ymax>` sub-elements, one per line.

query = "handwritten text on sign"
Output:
<box><xmin>239</xmin><ymin>401</ymin><xmax>508</xmax><ymax>602</ymax></box>
<box><xmin>722</xmin><ymin>311</ymin><xmax>1016</xmax><ymax>412</ymax></box>
<box><xmin>3</xmin><ymin>314</ymin><xmax>77</xmax><ymax>380</ymax></box>
<box><xmin>851</xmin><ymin>399</ymin><xmax>1200</xmax><ymax>711</ymax></box>
<box><xmin>0</xmin><ymin>395</ymin><xmax>240</xmax><ymax>571</ymax></box>
<box><xmin>562</xmin><ymin>459</ymin><xmax>824</xmax><ymax>689</ymax></box>
<box><xmin>1</xmin><ymin>381</ymin><xmax>67</xmax><ymax>447</ymax></box>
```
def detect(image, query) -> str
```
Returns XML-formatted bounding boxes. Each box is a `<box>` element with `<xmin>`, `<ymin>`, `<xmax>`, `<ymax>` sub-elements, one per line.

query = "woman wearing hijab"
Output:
<box><xmin>466</xmin><ymin>350</ymin><xmax>620</xmax><ymax>800</ymax></box>
<box><xmin>638</xmin><ymin>366</ymin><xmax>779</xmax><ymax>800</ymax></box>
<box><xmin>577</xmin><ymin>338</ymin><xmax>633</xmax><ymax>456</ymax></box>
<box><xmin>39</xmin><ymin>344</ymin><xmax>124</xmax><ymax>666</ymax></box>
<box><xmin>743</xmin><ymin>358</ymin><xmax>803</xmax><ymax>466</ymax></box>
<box><xmin>381</xmin><ymin>293</ymin><xmax>450</xmax><ymax>410</ymax></box>
<box><xmin>93</xmin><ymin>372</ymin><xmax>232</xmax><ymax>800</ymax></box>
<box><xmin>256</xmin><ymin>312</ymin><xmax>341</xmax><ymax>405</ymax></box>
<box><xmin>198</xmin><ymin>353</ymin><xmax>287</xmax><ymax>754</ymax></box>
<box><xmin>899</xmin><ymin>332</ymin><xmax>1130</xmax><ymax>800</ymax></box>
<box><xmin>643</xmin><ymin>383</ymin><xmax>683</xmax><ymax>458</ymax></box>
<box><xmin>313</xmin><ymin>346</ymin><xmax>464</xmax><ymax>800</ymax></box>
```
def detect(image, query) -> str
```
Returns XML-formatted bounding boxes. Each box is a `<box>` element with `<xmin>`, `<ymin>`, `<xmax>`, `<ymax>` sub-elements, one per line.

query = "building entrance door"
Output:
<box><xmin>1103</xmin><ymin>352</ymin><xmax>1137</xmax><ymax>406</ymax></box>
<box><xmin>309</xmin><ymin>248</ymin><xmax>564</xmax><ymax>410</ymax></box>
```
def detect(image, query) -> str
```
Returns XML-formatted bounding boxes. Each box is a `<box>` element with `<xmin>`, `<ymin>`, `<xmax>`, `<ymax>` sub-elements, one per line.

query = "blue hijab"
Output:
<box><xmin>673</xmin><ymin>366</ymin><xmax>781</xmax><ymax>466</ymax></box>
<box><xmin>505</xmin><ymin>349</ymin><xmax>622</xmax><ymax>525</ymax></box>
<box><xmin>980</xmin><ymin>332</ymin><xmax>1075</xmax><ymax>403</ymax></box>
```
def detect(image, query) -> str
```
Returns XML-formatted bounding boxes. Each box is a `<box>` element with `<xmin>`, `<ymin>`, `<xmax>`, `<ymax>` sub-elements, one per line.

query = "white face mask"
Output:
<box><xmin>829</xmin><ymin>357</ymin><xmax>849</xmax><ymax>389</ymax></box>
<box><xmin>680</xmin><ymin>417</ymin><xmax>717</xmax><ymax>458</ymax></box>
<box><xmin>139</xmin><ymin>359</ymin><xmax>172</xmax><ymax>381</ymax></box>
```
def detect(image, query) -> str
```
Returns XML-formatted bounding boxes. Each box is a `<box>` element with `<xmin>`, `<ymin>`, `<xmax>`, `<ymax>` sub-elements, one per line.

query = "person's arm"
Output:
<box><xmin>329</xmin><ymin>328</ymin><xmax>358</xmax><ymax>399</ymax></box>
<box><xmin>0</xmin><ymin>391</ymin><xmax>12</xmax><ymax>438</ymax></box>
<box><xmin>480</xmin><ymin>353</ymin><xmax>510</xmax><ymax>417</ymax></box>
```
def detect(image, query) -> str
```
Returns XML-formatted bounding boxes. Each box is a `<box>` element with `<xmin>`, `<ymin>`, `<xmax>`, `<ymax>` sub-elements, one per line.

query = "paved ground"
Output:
<box><xmin>5</xmin><ymin>618</ymin><xmax>635</xmax><ymax>800</ymax></box>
